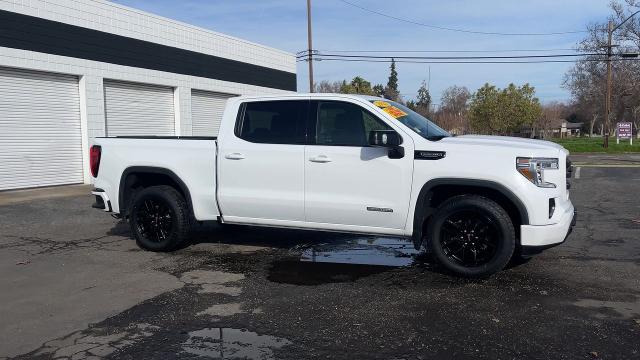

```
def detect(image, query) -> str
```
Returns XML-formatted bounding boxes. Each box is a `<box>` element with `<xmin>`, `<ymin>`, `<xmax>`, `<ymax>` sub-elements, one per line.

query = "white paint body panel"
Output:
<box><xmin>520</xmin><ymin>200</ymin><xmax>575</xmax><ymax>246</ymax></box>
<box><xmin>93</xmin><ymin>138</ymin><xmax>218</xmax><ymax>220</ymax></box>
<box><xmin>92</xmin><ymin>93</ymin><xmax>574</xmax><ymax>250</ymax></box>
<box><xmin>302</xmin><ymin>96</ymin><xmax>415</xmax><ymax>230</ymax></box>
<box><xmin>216</xmin><ymin>96</ymin><xmax>306</xmax><ymax>221</ymax></box>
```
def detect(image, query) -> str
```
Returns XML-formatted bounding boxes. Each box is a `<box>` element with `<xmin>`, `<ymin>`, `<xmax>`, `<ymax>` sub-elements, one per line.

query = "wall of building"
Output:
<box><xmin>0</xmin><ymin>0</ymin><xmax>296</xmax><ymax>184</ymax></box>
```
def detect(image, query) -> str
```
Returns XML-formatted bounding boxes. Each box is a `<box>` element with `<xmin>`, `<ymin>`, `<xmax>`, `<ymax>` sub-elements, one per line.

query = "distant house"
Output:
<box><xmin>518</xmin><ymin>119</ymin><xmax>583</xmax><ymax>138</ymax></box>
<box><xmin>553</xmin><ymin>120</ymin><xmax>583</xmax><ymax>138</ymax></box>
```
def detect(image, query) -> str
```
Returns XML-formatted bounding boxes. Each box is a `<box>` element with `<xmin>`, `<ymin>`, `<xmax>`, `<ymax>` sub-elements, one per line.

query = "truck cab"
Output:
<box><xmin>90</xmin><ymin>93</ymin><xmax>575</xmax><ymax>277</ymax></box>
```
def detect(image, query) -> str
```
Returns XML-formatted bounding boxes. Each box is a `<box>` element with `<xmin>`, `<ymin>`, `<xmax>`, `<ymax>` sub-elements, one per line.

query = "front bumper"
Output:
<box><xmin>91</xmin><ymin>188</ymin><xmax>112</xmax><ymax>212</ymax></box>
<box><xmin>519</xmin><ymin>202</ymin><xmax>576</xmax><ymax>255</ymax></box>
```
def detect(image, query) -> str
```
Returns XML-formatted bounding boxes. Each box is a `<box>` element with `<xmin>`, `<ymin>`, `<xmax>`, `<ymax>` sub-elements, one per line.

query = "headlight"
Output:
<box><xmin>516</xmin><ymin>157</ymin><xmax>558</xmax><ymax>188</ymax></box>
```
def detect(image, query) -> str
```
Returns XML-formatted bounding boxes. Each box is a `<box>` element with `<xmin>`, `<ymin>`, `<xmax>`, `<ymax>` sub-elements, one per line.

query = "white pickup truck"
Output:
<box><xmin>90</xmin><ymin>93</ymin><xmax>575</xmax><ymax>277</ymax></box>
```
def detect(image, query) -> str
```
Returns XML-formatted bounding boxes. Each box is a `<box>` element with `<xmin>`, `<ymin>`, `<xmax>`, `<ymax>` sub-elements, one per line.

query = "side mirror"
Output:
<box><xmin>369</xmin><ymin>130</ymin><xmax>401</xmax><ymax>147</ymax></box>
<box><xmin>369</xmin><ymin>130</ymin><xmax>404</xmax><ymax>159</ymax></box>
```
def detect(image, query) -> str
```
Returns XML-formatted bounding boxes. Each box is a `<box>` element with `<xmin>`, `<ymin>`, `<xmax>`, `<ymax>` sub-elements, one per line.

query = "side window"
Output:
<box><xmin>236</xmin><ymin>101</ymin><xmax>306</xmax><ymax>144</ymax></box>
<box><xmin>315</xmin><ymin>101</ymin><xmax>392</xmax><ymax>146</ymax></box>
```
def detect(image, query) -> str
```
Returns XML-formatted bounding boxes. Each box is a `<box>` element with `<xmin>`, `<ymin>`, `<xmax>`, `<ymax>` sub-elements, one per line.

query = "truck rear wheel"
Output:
<box><xmin>427</xmin><ymin>195</ymin><xmax>515</xmax><ymax>278</ymax></box>
<box><xmin>129</xmin><ymin>185</ymin><xmax>190</xmax><ymax>252</ymax></box>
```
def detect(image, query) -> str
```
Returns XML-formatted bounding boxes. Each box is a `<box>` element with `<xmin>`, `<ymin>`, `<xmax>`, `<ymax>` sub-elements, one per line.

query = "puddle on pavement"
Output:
<box><xmin>182</xmin><ymin>327</ymin><xmax>291</xmax><ymax>359</ymax></box>
<box><xmin>268</xmin><ymin>237</ymin><xmax>422</xmax><ymax>285</ymax></box>
<box><xmin>301</xmin><ymin>237</ymin><xmax>419</xmax><ymax>266</ymax></box>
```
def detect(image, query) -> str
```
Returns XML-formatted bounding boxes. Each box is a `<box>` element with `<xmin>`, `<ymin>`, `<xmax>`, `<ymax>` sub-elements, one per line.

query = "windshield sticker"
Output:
<box><xmin>373</xmin><ymin>100</ymin><xmax>391</xmax><ymax>108</ymax></box>
<box><xmin>383</xmin><ymin>106</ymin><xmax>407</xmax><ymax>119</ymax></box>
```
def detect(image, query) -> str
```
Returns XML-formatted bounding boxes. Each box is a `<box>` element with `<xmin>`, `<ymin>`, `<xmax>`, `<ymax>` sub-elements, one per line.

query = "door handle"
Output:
<box><xmin>225</xmin><ymin>152</ymin><xmax>245</xmax><ymax>160</ymax></box>
<box><xmin>309</xmin><ymin>155</ymin><xmax>332</xmax><ymax>163</ymax></box>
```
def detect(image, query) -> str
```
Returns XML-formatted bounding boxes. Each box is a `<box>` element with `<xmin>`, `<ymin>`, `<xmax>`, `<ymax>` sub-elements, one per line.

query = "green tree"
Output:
<box><xmin>416</xmin><ymin>81</ymin><xmax>431</xmax><ymax>109</ymax></box>
<box><xmin>384</xmin><ymin>59</ymin><xmax>400</xmax><ymax>101</ymax></box>
<box><xmin>350</xmin><ymin>76</ymin><xmax>374</xmax><ymax>95</ymax></box>
<box><xmin>469</xmin><ymin>83</ymin><xmax>541</xmax><ymax>135</ymax></box>
<box><xmin>373</xmin><ymin>84</ymin><xmax>385</xmax><ymax>97</ymax></box>
<box><xmin>336</xmin><ymin>76</ymin><xmax>377</xmax><ymax>95</ymax></box>
<box><xmin>416</xmin><ymin>80</ymin><xmax>431</xmax><ymax>114</ymax></box>
<box><xmin>500</xmin><ymin>83</ymin><xmax>541</xmax><ymax>133</ymax></box>
<box><xmin>469</xmin><ymin>83</ymin><xmax>500</xmax><ymax>134</ymax></box>
<box><xmin>339</xmin><ymin>79</ymin><xmax>355</xmax><ymax>94</ymax></box>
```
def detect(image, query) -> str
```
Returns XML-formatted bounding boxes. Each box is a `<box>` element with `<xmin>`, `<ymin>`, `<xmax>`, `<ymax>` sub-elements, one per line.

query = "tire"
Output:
<box><xmin>128</xmin><ymin>185</ymin><xmax>190</xmax><ymax>252</ymax></box>
<box><xmin>427</xmin><ymin>195</ymin><xmax>515</xmax><ymax>278</ymax></box>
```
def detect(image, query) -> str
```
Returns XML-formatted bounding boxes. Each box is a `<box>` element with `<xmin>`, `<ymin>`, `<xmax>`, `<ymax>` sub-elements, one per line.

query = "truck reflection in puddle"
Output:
<box><xmin>182</xmin><ymin>327</ymin><xmax>291</xmax><ymax>359</ymax></box>
<box><xmin>268</xmin><ymin>237</ymin><xmax>423</xmax><ymax>285</ymax></box>
<box><xmin>301</xmin><ymin>237</ymin><xmax>419</xmax><ymax>266</ymax></box>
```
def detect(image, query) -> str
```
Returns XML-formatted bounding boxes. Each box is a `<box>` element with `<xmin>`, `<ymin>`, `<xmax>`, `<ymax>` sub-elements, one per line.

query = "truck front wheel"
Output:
<box><xmin>129</xmin><ymin>185</ymin><xmax>190</xmax><ymax>252</ymax></box>
<box><xmin>427</xmin><ymin>195</ymin><xmax>515</xmax><ymax>278</ymax></box>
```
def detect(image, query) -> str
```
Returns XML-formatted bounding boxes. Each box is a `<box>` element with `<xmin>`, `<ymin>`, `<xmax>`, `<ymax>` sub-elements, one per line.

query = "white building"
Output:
<box><xmin>0</xmin><ymin>0</ymin><xmax>296</xmax><ymax>190</ymax></box>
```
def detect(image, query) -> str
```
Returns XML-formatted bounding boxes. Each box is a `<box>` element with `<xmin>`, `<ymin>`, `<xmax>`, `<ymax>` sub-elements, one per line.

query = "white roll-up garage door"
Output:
<box><xmin>191</xmin><ymin>90</ymin><xmax>235</xmax><ymax>136</ymax></box>
<box><xmin>104</xmin><ymin>80</ymin><xmax>175</xmax><ymax>136</ymax></box>
<box><xmin>0</xmin><ymin>67</ymin><xmax>83</xmax><ymax>190</ymax></box>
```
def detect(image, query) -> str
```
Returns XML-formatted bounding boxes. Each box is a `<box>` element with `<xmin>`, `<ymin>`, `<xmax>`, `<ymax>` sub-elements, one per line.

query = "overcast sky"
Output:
<box><xmin>112</xmin><ymin>0</ymin><xmax>611</xmax><ymax>105</ymax></box>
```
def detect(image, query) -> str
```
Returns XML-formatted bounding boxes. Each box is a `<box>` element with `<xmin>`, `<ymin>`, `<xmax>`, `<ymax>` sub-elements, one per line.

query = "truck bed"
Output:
<box><xmin>91</xmin><ymin>136</ymin><xmax>220</xmax><ymax>220</ymax></box>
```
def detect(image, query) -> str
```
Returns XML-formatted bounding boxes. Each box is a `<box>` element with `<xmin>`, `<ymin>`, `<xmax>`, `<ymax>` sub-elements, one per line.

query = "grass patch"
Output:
<box><xmin>550</xmin><ymin>137</ymin><xmax>640</xmax><ymax>153</ymax></box>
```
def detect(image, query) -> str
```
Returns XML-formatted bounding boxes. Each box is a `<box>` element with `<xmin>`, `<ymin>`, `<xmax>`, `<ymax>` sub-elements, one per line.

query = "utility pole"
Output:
<box><xmin>603</xmin><ymin>10</ymin><xmax>640</xmax><ymax>148</ymax></box>
<box><xmin>605</xmin><ymin>20</ymin><xmax>613</xmax><ymax>148</ymax></box>
<box><xmin>306</xmin><ymin>0</ymin><xmax>314</xmax><ymax>93</ymax></box>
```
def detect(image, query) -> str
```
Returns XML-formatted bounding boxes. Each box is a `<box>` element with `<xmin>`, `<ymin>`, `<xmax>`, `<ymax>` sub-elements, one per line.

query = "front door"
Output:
<box><xmin>218</xmin><ymin>99</ymin><xmax>307</xmax><ymax>222</ymax></box>
<box><xmin>304</xmin><ymin>100</ymin><xmax>414</xmax><ymax>232</ymax></box>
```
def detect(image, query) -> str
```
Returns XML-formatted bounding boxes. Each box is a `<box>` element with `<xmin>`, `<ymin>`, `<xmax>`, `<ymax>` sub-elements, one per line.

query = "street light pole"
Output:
<box><xmin>306</xmin><ymin>0</ymin><xmax>314</xmax><ymax>93</ymax></box>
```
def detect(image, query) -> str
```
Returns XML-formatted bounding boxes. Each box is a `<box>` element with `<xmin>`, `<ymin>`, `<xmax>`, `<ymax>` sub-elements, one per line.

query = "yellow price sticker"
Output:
<box><xmin>373</xmin><ymin>100</ymin><xmax>391</xmax><ymax>108</ymax></box>
<box><xmin>383</xmin><ymin>106</ymin><xmax>407</xmax><ymax>119</ymax></box>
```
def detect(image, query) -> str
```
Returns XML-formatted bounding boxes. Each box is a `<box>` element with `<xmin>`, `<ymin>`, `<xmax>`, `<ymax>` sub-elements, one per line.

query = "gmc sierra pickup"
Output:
<box><xmin>90</xmin><ymin>93</ymin><xmax>575</xmax><ymax>277</ymax></box>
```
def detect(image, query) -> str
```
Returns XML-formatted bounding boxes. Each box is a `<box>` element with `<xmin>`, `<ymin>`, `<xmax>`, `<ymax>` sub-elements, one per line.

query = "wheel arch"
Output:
<box><xmin>118</xmin><ymin>166</ymin><xmax>194</xmax><ymax>218</ymax></box>
<box><xmin>412</xmin><ymin>178</ymin><xmax>529</xmax><ymax>248</ymax></box>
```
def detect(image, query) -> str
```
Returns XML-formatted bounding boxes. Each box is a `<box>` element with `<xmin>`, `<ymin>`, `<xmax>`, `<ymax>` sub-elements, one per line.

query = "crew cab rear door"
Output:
<box><xmin>304</xmin><ymin>99</ymin><xmax>414</xmax><ymax>233</ymax></box>
<box><xmin>217</xmin><ymin>99</ymin><xmax>308</xmax><ymax>222</ymax></box>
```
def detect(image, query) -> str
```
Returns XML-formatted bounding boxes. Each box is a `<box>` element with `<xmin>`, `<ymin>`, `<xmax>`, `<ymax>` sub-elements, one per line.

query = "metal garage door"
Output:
<box><xmin>191</xmin><ymin>90</ymin><xmax>235</xmax><ymax>136</ymax></box>
<box><xmin>104</xmin><ymin>80</ymin><xmax>175</xmax><ymax>136</ymax></box>
<box><xmin>0</xmin><ymin>67</ymin><xmax>83</xmax><ymax>190</ymax></box>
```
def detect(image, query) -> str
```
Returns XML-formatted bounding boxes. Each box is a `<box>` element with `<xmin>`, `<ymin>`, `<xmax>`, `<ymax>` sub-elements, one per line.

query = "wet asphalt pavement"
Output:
<box><xmin>1</xmin><ymin>165</ymin><xmax>639</xmax><ymax>359</ymax></box>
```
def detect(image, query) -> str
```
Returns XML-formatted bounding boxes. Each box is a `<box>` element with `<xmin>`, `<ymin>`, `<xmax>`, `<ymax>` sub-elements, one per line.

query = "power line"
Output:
<box><xmin>298</xmin><ymin>53</ymin><xmax>599</xmax><ymax>60</ymax></box>
<box><xmin>312</xmin><ymin>48</ymin><xmax>582</xmax><ymax>53</ymax></box>
<box><xmin>308</xmin><ymin>58</ymin><xmax>586</xmax><ymax>64</ymax></box>
<box><xmin>338</xmin><ymin>0</ymin><xmax>588</xmax><ymax>36</ymax></box>
<box><xmin>298</xmin><ymin>57</ymin><xmax>640</xmax><ymax>64</ymax></box>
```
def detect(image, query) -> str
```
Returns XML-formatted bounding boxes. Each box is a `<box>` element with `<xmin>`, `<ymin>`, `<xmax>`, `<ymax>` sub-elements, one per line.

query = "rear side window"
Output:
<box><xmin>315</xmin><ymin>101</ymin><xmax>391</xmax><ymax>146</ymax></box>
<box><xmin>236</xmin><ymin>100</ymin><xmax>306</xmax><ymax>144</ymax></box>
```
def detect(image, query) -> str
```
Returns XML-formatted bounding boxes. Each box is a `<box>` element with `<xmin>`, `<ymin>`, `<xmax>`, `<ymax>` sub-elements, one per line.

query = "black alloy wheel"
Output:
<box><xmin>439</xmin><ymin>210</ymin><xmax>499</xmax><ymax>267</ymax></box>
<box><xmin>134</xmin><ymin>198</ymin><xmax>175</xmax><ymax>243</ymax></box>
<box><xmin>428</xmin><ymin>195</ymin><xmax>515</xmax><ymax>278</ymax></box>
<box><xmin>129</xmin><ymin>185</ymin><xmax>190</xmax><ymax>252</ymax></box>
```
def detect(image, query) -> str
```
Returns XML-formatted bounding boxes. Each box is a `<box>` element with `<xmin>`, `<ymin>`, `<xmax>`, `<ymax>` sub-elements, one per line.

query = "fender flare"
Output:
<box><xmin>118</xmin><ymin>166</ymin><xmax>194</xmax><ymax>217</ymax></box>
<box><xmin>411</xmin><ymin>178</ymin><xmax>529</xmax><ymax>248</ymax></box>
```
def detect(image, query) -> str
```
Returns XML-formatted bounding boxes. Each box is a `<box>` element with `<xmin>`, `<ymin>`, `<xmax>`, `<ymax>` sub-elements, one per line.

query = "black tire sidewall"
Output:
<box><xmin>129</xmin><ymin>186</ymin><xmax>188</xmax><ymax>252</ymax></box>
<box><xmin>429</xmin><ymin>196</ymin><xmax>515</xmax><ymax>278</ymax></box>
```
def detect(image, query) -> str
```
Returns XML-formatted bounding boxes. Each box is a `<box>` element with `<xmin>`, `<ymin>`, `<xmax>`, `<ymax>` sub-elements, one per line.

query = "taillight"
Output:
<box><xmin>90</xmin><ymin>145</ymin><xmax>101</xmax><ymax>177</ymax></box>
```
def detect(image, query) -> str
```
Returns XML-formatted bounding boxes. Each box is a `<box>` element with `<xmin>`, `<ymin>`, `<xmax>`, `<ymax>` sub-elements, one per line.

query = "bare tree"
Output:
<box><xmin>314</xmin><ymin>80</ymin><xmax>341</xmax><ymax>93</ymax></box>
<box><xmin>564</xmin><ymin>0</ymin><xmax>640</xmax><ymax>137</ymax></box>
<box><xmin>435</xmin><ymin>86</ymin><xmax>471</xmax><ymax>133</ymax></box>
<box><xmin>536</xmin><ymin>102</ymin><xmax>566</xmax><ymax>139</ymax></box>
<box><xmin>632</xmin><ymin>104</ymin><xmax>640</xmax><ymax>138</ymax></box>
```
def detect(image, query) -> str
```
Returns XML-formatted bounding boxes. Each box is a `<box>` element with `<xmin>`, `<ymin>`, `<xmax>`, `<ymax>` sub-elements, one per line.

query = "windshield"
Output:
<box><xmin>370</xmin><ymin>99</ymin><xmax>450</xmax><ymax>140</ymax></box>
